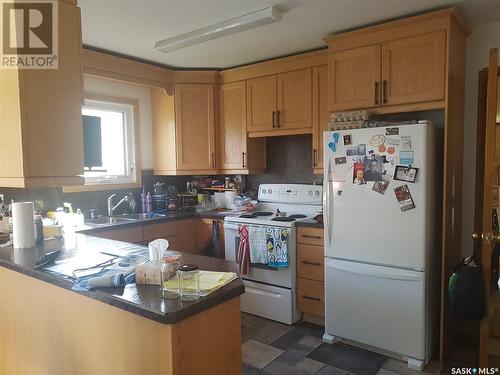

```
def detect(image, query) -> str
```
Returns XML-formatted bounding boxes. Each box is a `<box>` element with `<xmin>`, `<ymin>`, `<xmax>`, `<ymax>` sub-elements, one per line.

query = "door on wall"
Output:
<box><xmin>475</xmin><ymin>48</ymin><xmax>500</xmax><ymax>367</ymax></box>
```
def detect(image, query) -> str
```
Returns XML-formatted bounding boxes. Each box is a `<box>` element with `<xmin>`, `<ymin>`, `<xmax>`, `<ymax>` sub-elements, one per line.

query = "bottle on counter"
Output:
<box><xmin>141</xmin><ymin>187</ymin><xmax>147</xmax><ymax>213</ymax></box>
<box><xmin>128</xmin><ymin>192</ymin><xmax>137</xmax><ymax>213</ymax></box>
<box><xmin>34</xmin><ymin>214</ymin><xmax>44</xmax><ymax>245</ymax></box>
<box><xmin>146</xmin><ymin>192</ymin><xmax>153</xmax><ymax>213</ymax></box>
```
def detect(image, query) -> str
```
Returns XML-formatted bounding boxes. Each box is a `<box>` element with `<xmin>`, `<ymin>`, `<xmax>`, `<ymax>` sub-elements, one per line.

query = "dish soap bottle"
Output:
<box><xmin>141</xmin><ymin>187</ymin><xmax>147</xmax><ymax>213</ymax></box>
<box><xmin>146</xmin><ymin>192</ymin><xmax>153</xmax><ymax>213</ymax></box>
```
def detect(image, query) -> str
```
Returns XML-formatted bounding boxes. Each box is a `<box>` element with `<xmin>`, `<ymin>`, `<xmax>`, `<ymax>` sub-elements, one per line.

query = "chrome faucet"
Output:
<box><xmin>107</xmin><ymin>194</ymin><xmax>130</xmax><ymax>216</ymax></box>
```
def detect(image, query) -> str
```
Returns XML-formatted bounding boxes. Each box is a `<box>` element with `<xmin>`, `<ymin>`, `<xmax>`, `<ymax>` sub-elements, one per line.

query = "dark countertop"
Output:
<box><xmin>0</xmin><ymin>233</ymin><xmax>244</xmax><ymax>325</ymax></box>
<box><xmin>78</xmin><ymin>209</ymin><xmax>235</xmax><ymax>234</ymax></box>
<box><xmin>296</xmin><ymin>219</ymin><xmax>324</xmax><ymax>228</ymax></box>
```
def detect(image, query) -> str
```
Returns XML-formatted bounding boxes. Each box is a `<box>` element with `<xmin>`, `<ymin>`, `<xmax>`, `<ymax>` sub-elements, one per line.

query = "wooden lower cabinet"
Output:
<box><xmin>89</xmin><ymin>218</ymin><xmax>222</xmax><ymax>255</ymax></box>
<box><xmin>298</xmin><ymin>278</ymin><xmax>325</xmax><ymax>317</ymax></box>
<box><xmin>98</xmin><ymin>226</ymin><xmax>144</xmax><ymax>243</ymax></box>
<box><xmin>196</xmin><ymin>218</ymin><xmax>225</xmax><ymax>257</ymax></box>
<box><xmin>297</xmin><ymin>244</ymin><xmax>324</xmax><ymax>281</ymax></box>
<box><xmin>297</xmin><ymin>226</ymin><xmax>325</xmax><ymax>318</ymax></box>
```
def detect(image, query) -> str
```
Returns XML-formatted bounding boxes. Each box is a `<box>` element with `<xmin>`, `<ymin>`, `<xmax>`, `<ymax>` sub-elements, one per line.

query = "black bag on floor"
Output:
<box><xmin>448</xmin><ymin>251</ymin><xmax>486</xmax><ymax>321</ymax></box>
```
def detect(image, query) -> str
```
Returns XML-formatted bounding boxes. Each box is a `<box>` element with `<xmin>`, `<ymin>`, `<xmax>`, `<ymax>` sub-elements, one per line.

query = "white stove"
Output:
<box><xmin>224</xmin><ymin>184</ymin><xmax>323</xmax><ymax>324</ymax></box>
<box><xmin>225</xmin><ymin>184</ymin><xmax>322</xmax><ymax>227</ymax></box>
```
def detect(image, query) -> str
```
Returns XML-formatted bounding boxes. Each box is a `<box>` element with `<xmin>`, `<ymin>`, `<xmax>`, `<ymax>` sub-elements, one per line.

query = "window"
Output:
<box><xmin>80</xmin><ymin>96</ymin><xmax>140</xmax><ymax>188</ymax></box>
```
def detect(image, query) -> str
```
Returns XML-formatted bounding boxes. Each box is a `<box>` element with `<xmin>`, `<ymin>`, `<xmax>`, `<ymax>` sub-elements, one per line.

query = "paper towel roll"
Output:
<box><xmin>12</xmin><ymin>202</ymin><xmax>35</xmax><ymax>249</ymax></box>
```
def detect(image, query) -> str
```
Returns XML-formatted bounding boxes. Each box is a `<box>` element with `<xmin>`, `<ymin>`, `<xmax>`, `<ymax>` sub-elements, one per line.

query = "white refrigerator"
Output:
<box><xmin>322</xmin><ymin>121</ymin><xmax>441</xmax><ymax>370</ymax></box>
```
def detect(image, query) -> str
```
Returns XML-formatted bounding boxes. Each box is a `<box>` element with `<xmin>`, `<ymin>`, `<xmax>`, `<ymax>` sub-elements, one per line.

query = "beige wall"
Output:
<box><xmin>83</xmin><ymin>76</ymin><xmax>154</xmax><ymax>169</ymax></box>
<box><xmin>462</xmin><ymin>20</ymin><xmax>500</xmax><ymax>257</ymax></box>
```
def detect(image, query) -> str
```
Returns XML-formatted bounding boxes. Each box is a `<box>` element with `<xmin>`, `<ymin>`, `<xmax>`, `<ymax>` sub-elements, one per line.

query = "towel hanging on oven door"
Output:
<box><xmin>266</xmin><ymin>228</ymin><xmax>288</xmax><ymax>268</ymax></box>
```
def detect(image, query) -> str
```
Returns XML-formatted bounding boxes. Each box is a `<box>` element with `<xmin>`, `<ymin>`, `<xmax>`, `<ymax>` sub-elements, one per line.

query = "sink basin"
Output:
<box><xmin>84</xmin><ymin>213</ymin><xmax>166</xmax><ymax>226</ymax></box>
<box><xmin>117</xmin><ymin>213</ymin><xmax>166</xmax><ymax>220</ymax></box>
<box><xmin>84</xmin><ymin>216</ymin><xmax>139</xmax><ymax>226</ymax></box>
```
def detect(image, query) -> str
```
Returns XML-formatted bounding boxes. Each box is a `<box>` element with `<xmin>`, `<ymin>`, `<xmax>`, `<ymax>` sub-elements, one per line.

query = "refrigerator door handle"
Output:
<box><xmin>326</xmin><ymin>259</ymin><xmax>422</xmax><ymax>281</ymax></box>
<box><xmin>323</xmin><ymin>158</ymin><xmax>334</xmax><ymax>249</ymax></box>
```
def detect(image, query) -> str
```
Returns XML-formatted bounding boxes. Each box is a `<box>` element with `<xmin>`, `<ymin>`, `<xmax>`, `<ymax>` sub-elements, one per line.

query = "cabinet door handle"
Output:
<box><xmin>302</xmin><ymin>234</ymin><xmax>322</xmax><ymax>240</ymax></box>
<box><xmin>272</xmin><ymin>111</ymin><xmax>276</xmax><ymax>128</ymax></box>
<box><xmin>242</xmin><ymin>152</ymin><xmax>247</xmax><ymax>168</ymax></box>
<box><xmin>211</xmin><ymin>152</ymin><xmax>215</xmax><ymax>168</ymax></box>
<box><xmin>277</xmin><ymin>110</ymin><xmax>281</xmax><ymax>128</ymax></box>
<box><xmin>382</xmin><ymin>80</ymin><xmax>388</xmax><ymax>104</ymax></box>
<box><xmin>301</xmin><ymin>260</ymin><xmax>321</xmax><ymax>266</ymax></box>
<box><xmin>312</xmin><ymin>149</ymin><xmax>317</xmax><ymax>167</ymax></box>
<box><xmin>302</xmin><ymin>295</ymin><xmax>321</xmax><ymax>302</ymax></box>
<box><xmin>374</xmin><ymin>81</ymin><xmax>380</xmax><ymax>105</ymax></box>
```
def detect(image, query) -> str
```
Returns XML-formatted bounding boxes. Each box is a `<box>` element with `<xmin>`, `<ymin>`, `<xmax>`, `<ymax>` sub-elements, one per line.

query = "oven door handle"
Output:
<box><xmin>224</xmin><ymin>223</ymin><xmax>241</xmax><ymax>230</ymax></box>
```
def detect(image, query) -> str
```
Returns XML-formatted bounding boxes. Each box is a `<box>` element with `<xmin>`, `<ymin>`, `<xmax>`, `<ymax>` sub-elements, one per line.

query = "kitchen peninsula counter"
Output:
<box><xmin>0</xmin><ymin>233</ymin><xmax>244</xmax><ymax>375</ymax></box>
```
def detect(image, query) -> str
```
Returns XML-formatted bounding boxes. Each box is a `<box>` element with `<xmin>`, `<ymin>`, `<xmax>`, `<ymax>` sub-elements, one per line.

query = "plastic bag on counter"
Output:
<box><xmin>231</xmin><ymin>197</ymin><xmax>257</xmax><ymax>214</ymax></box>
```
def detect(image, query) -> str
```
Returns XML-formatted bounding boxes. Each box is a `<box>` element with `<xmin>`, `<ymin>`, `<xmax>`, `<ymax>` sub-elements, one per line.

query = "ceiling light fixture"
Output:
<box><xmin>154</xmin><ymin>6</ymin><xmax>283</xmax><ymax>53</ymax></box>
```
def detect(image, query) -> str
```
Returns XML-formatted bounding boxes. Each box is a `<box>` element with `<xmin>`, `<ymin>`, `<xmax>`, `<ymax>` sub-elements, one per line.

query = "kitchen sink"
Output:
<box><xmin>84</xmin><ymin>216</ymin><xmax>139</xmax><ymax>226</ymax></box>
<box><xmin>117</xmin><ymin>213</ymin><xmax>166</xmax><ymax>220</ymax></box>
<box><xmin>84</xmin><ymin>213</ymin><xmax>166</xmax><ymax>226</ymax></box>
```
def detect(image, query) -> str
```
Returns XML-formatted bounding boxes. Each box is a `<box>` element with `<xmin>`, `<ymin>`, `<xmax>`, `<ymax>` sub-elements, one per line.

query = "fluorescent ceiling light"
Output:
<box><xmin>155</xmin><ymin>6</ymin><xmax>283</xmax><ymax>53</ymax></box>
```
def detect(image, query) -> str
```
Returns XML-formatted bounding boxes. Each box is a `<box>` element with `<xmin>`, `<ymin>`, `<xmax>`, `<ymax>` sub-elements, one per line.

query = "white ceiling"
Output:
<box><xmin>79</xmin><ymin>0</ymin><xmax>500</xmax><ymax>69</ymax></box>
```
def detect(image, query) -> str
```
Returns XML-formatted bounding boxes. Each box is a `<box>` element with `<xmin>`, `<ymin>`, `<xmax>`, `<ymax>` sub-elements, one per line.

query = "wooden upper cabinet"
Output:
<box><xmin>381</xmin><ymin>31</ymin><xmax>446</xmax><ymax>105</ymax></box>
<box><xmin>277</xmin><ymin>68</ymin><xmax>312</xmax><ymax>129</ymax></box>
<box><xmin>220</xmin><ymin>82</ymin><xmax>247</xmax><ymax>170</ymax></box>
<box><xmin>220</xmin><ymin>81</ymin><xmax>266</xmax><ymax>173</ymax></box>
<box><xmin>246</xmin><ymin>75</ymin><xmax>277</xmax><ymax>132</ymax></box>
<box><xmin>0</xmin><ymin>1</ymin><xmax>84</xmax><ymax>188</ymax></box>
<box><xmin>174</xmin><ymin>84</ymin><xmax>216</xmax><ymax>171</ymax></box>
<box><xmin>312</xmin><ymin>65</ymin><xmax>329</xmax><ymax>174</ymax></box>
<box><xmin>328</xmin><ymin>45</ymin><xmax>381</xmax><ymax>111</ymax></box>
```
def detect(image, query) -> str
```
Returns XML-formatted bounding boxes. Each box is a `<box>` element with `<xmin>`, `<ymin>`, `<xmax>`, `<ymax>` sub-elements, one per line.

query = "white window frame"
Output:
<box><xmin>64</xmin><ymin>94</ymin><xmax>141</xmax><ymax>192</ymax></box>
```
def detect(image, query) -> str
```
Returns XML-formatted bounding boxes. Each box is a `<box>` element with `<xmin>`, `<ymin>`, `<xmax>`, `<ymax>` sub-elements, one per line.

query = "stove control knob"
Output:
<box><xmin>314</xmin><ymin>190</ymin><xmax>320</xmax><ymax>196</ymax></box>
<box><xmin>268</xmin><ymin>189</ymin><xmax>273</xmax><ymax>194</ymax></box>
<box><xmin>262</xmin><ymin>189</ymin><xmax>267</xmax><ymax>194</ymax></box>
<box><xmin>307</xmin><ymin>190</ymin><xmax>313</xmax><ymax>196</ymax></box>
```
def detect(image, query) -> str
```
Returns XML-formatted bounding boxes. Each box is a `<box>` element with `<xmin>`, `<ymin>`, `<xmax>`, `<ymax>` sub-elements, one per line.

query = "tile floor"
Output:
<box><xmin>241</xmin><ymin>313</ymin><xmax>443</xmax><ymax>375</ymax></box>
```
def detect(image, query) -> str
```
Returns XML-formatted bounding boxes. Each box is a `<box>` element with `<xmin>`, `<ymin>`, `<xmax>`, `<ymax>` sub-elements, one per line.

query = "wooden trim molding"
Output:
<box><xmin>220</xmin><ymin>49</ymin><xmax>328</xmax><ymax>84</ymax></box>
<box><xmin>324</xmin><ymin>8</ymin><xmax>470</xmax><ymax>53</ymax></box>
<box><xmin>83</xmin><ymin>48</ymin><xmax>174</xmax><ymax>89</ymax></box>
<box><xmin>63</xmin><ymin>93</ymin><xmax>142</xmax><ymax>193</ymax></box>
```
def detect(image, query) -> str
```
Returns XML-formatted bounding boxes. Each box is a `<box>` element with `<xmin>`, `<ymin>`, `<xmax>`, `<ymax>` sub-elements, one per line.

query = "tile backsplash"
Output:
<box><xmin>246</xmin><ymin>135</ymin><xmax>318</xmax><ymax>190</ymax></box>
<box><xmin>0</xmin><ymin>171</ymin><xmax>190</xmax><ymax>217</ymax></box>
<box><xmin>1</xmin><ymin>134</ymin><xmax>320</xmax><ymax>215</ymax></box>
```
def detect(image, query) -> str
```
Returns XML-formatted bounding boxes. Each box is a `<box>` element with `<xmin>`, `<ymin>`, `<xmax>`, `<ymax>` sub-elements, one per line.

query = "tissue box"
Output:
<box><xmin>136</xmin><ymin>262</ymin><xmax>161</xmax><ymax>285</ymax></box>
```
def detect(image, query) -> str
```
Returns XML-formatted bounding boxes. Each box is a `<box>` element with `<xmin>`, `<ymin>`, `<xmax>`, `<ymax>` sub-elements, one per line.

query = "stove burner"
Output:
<box><xmin>288</xmin><ymin>214</ymin><xmax>307</xmax><ymax>219</ymax></box>
<box><xmin>254</xmin><ymin>211</ymin><xmax>273</xmax><ymax>216</ymax></box>
<box><xmin>239</xmin><ymin>214</ymin><xmax>257</xmax><ymax>218</ymax></box>
<box><xmin>271</xmin><ymin>217</ymin><xmax>296</xmax><ymax>222</ymax></box>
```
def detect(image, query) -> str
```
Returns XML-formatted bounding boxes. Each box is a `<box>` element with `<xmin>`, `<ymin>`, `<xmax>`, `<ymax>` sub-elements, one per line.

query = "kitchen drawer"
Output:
<box><xmin>297</xmin><ymin>227</ymin><xmax>324</xmax><ymax>246</ymax></box>
<box><xmin>143</xmin><ymin>221</ymin><xmax>178</xmax><ymax>241</ymax></box>
<box><xmin>99</xmin><ymin>226</ymin><xmax>144</xmax><ymax>243</ymax></box>
<box><xmin>298</xmin><ymin>278</ymin><xmax>325</xmax><ymax>317</ymax></box>
<box><xmin>297</xmin><ymin>244</ymin><xmax>324</xmax><ymax>281</ymax></box>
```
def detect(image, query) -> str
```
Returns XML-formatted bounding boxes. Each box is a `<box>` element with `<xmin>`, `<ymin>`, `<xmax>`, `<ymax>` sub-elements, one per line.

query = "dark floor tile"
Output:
<box><xmin>307</xmin><ymin>343</ymin><xmax>388</xmax><ymax>375</ymax></box>
<box><xmin>264</xmin><ymin>359</ymin><xmax>310</xmax><ymax>375</ymax></box>
<box><xmin>243</xmin><ymin>363</ymin><xmax>265</xmax><ymax>375</ymax></box>
<box><xmin>316</xmin><ymin>365</ymin><xmax>349</xmax><ymax>375</ymax></box>
<box><xmin>293</xmin><ymin>321</ymin><xmax>325</xmax><ymax>338</ymax></box>
<box><xmin>243</xmin><ymin>317</ymin><xmax>293</xmax><ymax>344</ymax></box>
<box><xmin>276</xmin><ymin>348</ymin><xmax>310</xmax><ymax>366</ymax></box>
<box><xmin>296</xmin><ymin>358</ymin><xmax>325</xmax><ymax>374</ymax></box>
<box><xmin>242</xmin><ymin>340</ymin><xmax>284</xmax><ymax>370</ymax></box>
<box><xmin>242</xmin><ymin>312</ymin><xmax>265</xmax><ymax>328</ymax></box>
